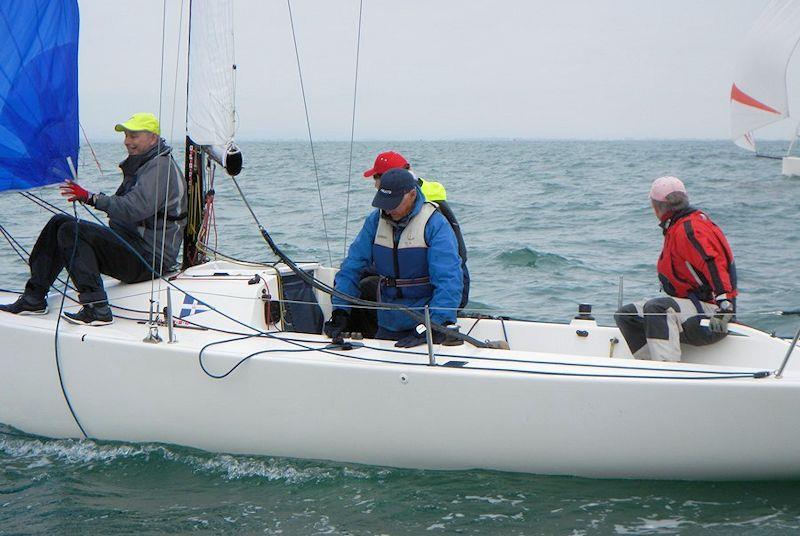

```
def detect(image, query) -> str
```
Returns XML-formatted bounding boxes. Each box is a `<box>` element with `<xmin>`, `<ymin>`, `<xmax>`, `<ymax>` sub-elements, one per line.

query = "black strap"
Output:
<box><xmin>166</xmin><ymin>211</ymin><xmax>187</xmax><ymax>222</ymax></box>
<box><xmin>380</xmin><ymin>276</ymin><xmax>431</xmax><ymax>288</ymax></box>
<box><xmin>141</xmin><ymin>209</ymin><xmax>187</xmax><ymax>226</ymax></box>
<box><xmin>687</xmin><ymin>293</ymin><xmax>705</xmax><ymax>315</ymax></box>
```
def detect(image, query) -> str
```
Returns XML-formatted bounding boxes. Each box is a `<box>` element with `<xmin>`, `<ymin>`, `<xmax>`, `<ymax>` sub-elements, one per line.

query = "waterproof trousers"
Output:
<box><xmin>24</xmin><ymin>214</ymin><xmax>152</xmax><ymax>306</ymax></box>
<box><xmin>614</xmin><ymin>296</ymin><xmax>727</xmax><ymax>362</ymax></box>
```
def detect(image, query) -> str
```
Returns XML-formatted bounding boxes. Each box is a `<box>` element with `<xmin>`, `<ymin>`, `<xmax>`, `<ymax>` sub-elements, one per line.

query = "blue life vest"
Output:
<box><xmin>372</xmin><ymin>202</ymin><xmax>438</xmax><ymax>301</ymax></box>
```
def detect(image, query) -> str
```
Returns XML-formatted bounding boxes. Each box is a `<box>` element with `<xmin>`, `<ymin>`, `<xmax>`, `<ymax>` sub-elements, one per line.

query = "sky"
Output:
<box><xmin>77</xmin><ymin>0</ymin><xmax>795</xmax><ymax>142</ymax></box>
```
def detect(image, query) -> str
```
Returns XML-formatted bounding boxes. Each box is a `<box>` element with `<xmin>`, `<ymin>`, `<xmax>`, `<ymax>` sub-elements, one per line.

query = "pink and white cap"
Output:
<box><xmin>649</xmin><ymin>176</ymin><xmax>687</xmax><ymax>202</ymax></box>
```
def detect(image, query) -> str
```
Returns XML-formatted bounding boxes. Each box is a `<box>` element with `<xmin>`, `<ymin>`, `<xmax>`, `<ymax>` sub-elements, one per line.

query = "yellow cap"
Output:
<box><xmin>114</xmin><ymin>112</ymin><xmax>160</xmax><ymax>135</ymax></box>
<box><xmin>420</xmin><ymin>179</ymin><xmax>447</xmax><ymax>202</ymax></box>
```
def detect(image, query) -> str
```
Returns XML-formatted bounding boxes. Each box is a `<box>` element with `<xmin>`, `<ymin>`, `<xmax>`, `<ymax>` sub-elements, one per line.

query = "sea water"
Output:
<box><xmin>1</xmin><ymin>140</ymin><xmax>799</xmax><ymax>534</ymax></box>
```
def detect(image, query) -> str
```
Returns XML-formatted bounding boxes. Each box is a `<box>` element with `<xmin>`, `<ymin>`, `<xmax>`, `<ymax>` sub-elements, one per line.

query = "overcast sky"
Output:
<box><xmin>77</xmin><ymin>0</ymin><xmax>794</xmax><ymax>142</ymax></box>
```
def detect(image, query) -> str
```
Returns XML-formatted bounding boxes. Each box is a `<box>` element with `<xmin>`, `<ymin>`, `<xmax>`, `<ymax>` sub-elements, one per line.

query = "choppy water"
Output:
<box><xmin>2</xmin><ymin>140</ymin><xmax>800</xmax><ymax>534</ymax></box>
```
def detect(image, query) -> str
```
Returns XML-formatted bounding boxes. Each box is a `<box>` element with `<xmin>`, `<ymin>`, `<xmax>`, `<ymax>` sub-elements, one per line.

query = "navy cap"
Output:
<box><xmin>371</xmin><ymin>168</ymin><xmax>416</xmax><ymax>210</ymax></box>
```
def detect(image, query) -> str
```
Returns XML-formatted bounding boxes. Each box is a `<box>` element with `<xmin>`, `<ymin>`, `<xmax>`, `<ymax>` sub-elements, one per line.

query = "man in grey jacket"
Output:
<box><xmin>0</xmin><ymin>113</ymin><xmax>187</xmax><ymax>326</ymax></box>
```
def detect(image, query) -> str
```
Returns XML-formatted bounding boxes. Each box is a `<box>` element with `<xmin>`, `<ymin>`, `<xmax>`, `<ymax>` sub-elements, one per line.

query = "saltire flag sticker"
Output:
<box><xmin>180</xmin><ymin>295</ymin><xmax>210</xmax><ymax>318</ymax></box>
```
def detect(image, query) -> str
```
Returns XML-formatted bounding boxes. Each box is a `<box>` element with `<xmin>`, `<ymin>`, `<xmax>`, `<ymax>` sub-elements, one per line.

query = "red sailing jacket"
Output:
<box><xmin>657</xmin><ymin>208</ymin><xmax>737</xmax><ymax>303</ymax></box>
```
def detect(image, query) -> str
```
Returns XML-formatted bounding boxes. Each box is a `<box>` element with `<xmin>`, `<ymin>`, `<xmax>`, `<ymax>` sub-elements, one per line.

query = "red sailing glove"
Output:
<box><xmin>60</xmin><ymin>180</ymin><xmax>95</xmax><ymax>205</ymax></box>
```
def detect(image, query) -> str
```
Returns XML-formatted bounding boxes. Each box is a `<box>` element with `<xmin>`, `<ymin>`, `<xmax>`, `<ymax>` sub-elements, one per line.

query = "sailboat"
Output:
<box><xmin>730</xmin><ymin>0</ymin><xmax>800</xmax><ymax>175</ymax></box>
<box><xmin>2</xmin><ymin>1</ymin><xmax>800</xmax><ymax>481</ymax></box>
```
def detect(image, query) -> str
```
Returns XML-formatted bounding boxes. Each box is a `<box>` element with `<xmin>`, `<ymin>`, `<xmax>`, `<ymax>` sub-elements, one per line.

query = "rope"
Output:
<box><xmin>53</xmin><ymin>202</ymin><xmax>89</xmax><ymax>439</ymax></box>
<box><xmin>342</xmin><ymin>0</ymin><xmax>364</xmax><ymax>259</ymax></box>
<box><xmin>286</xmin><ymin>0</ymin><xmax>333</xmax><ymax>266</ymax></box>
<box><xmin>193</xmin><ymin>329</ymin><xmax>770</xmax><ymax>382</ymax></box>
<box><xmin>53</xmin><ymin>288</ymin><xmax>775</xmax><ymax>382</ymax></box>
<box><xmin>196</xmin><ymin>161</ymin><xmax>217</xmax><ymax>258</ymax></box>
<box><xmin>198</xmin><ymin>336</ymin><xmax>313</xmax><ymax>379</ymax></box>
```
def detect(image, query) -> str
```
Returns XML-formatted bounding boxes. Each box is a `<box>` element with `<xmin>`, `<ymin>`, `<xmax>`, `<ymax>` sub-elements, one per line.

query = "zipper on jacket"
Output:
<box><xmin>392</xmin><ymin>228</ymin><xmax>403</xmax><ymax>299</ymax></box>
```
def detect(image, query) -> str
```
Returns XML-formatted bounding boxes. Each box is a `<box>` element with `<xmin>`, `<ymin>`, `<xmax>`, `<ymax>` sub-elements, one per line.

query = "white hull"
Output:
<box><xmin>1</xmin><ymin>261</ymin><xmax>799</xmax><ymax>480</ymax></box>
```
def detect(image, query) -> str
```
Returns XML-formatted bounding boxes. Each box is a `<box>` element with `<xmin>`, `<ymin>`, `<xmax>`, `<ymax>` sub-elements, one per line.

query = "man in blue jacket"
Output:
<box><xmin>324</xmin><ymin>168</ymin><xmax>463</xmax><ymax>347</ymax></box>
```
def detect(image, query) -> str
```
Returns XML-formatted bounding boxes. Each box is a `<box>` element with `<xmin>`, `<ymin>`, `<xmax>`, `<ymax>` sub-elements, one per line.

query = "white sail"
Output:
<box><xmin>186</xmin><ymin>0</ymin><xmax>240</xmax><ymax>173</ymax></box>
<box><xmin>730</xmin><ymin>0</ymin><xmax>800</xmax><ymax>151</ymax></box>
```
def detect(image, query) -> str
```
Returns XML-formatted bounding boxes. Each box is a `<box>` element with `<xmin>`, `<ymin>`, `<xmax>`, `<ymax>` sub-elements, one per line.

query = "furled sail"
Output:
<box><xmin>186</xmin><ymin>0</ymin><xmax>242</xmax><ymax>175</ymax></box>
<box><xmin>730</xmin><ymin>0</ymin><xmax>800</xmax><ymax>152</ymax></box>
<box><xmin>0</xmin><ymin>1</ymin><xmax>79</xmax><ymax>191</ymax></box>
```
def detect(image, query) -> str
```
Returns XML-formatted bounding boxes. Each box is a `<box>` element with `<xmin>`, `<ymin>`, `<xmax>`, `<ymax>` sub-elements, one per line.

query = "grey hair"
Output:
<box><xmin>652</xmin><ymin>190</ymin><xmax>689</xmax><ymax>214</ymax></box>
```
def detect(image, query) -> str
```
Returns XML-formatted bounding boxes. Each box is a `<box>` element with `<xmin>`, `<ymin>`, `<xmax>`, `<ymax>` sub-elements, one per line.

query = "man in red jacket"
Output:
<box><xmin>615</xmin><ymin>176</ymin><xmax>737</xmax><ymax>362</ymax></box>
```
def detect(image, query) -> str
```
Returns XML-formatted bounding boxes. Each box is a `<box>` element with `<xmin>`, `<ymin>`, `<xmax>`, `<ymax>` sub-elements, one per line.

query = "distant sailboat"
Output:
<box><xmin>730</xmin><ymin>0</ymin><xmax>800</xmax><ymax>175</ymax></box>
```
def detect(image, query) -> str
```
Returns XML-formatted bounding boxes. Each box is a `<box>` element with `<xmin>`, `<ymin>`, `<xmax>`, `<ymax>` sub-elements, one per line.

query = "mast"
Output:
<box><xmin>182</xmin><ymin>0</ymin><xmax>242</xmax><ymax>268</ymax></box>
<box><xmin>183</xmin><ymin>0</ymin><xmax>201</xmax><ymax>268</ymax></box>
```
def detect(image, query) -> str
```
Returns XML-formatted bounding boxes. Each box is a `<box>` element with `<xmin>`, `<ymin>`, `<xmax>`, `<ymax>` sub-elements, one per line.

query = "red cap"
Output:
<box><xmin>363</xmin><ymin>151</ymin><xmax>408</xmax><ymax>178</ymax></box>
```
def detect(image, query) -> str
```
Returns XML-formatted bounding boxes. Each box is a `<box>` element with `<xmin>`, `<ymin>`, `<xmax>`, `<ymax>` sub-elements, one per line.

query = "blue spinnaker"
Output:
<box><xmin>0</xmin><ymin>1</ymin><xmax>79</xmax><ymax>192</ymax></box>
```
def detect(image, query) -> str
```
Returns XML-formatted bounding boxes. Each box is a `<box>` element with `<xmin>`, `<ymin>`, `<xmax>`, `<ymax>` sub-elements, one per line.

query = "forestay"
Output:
<box><xmin>0</xmin><ymin>0</ymin><xmax>79</xmax><ymax>191</ymax></box>
<box><xmin>186</xmin><ymin>0</ymin><xmax>240</xmax><ymax>173</ymax></box>
<box><xmin>730</xmin><ymin>0</ymin><xmax>800</xmax><ymax>152</ymax></box>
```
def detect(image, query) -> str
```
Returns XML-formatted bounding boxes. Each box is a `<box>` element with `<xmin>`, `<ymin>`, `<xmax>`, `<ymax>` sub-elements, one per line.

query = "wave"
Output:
<box><xmin>0</xmin><ymin>428</ymin><xmax>373</xmax><ymax>484</ymax></box>
<box><xmin>495</xmin><ymin>247</ymin><xmax>574</xmax><ymax>268</ymax></box>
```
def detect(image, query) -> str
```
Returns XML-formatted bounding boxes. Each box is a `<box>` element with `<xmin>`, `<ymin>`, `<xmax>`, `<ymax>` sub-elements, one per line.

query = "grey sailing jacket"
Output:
<box><xmin>94</xmin><ymin>141</ymin><xmax>187</xmax><ymax>272</ymax></box>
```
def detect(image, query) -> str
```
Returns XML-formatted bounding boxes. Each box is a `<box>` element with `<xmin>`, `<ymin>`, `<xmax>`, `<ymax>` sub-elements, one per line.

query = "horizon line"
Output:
<box><xmin>80</xmin><ymin>136</ymin><xmax>789</xmax><ymax>144</ymax></box>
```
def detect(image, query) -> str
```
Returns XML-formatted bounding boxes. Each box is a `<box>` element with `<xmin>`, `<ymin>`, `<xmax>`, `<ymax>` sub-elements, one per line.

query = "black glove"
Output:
<box><xmin>395</xmin><ymin>324</ymin><xmax>445</xmax><ymax>348</ymax></box>
<box><xmin>323</xmin><ymin>309</ymin><xmax>349</xmax><ymax>339</ymax></box>
<box><xmin>709</xmin><ymin>299</ymin><xmax>735</xmax><ymax>334</ymax></box>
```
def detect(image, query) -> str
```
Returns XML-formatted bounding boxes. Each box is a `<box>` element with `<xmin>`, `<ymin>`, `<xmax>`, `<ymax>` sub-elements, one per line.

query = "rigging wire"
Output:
<box><xmin>225</xmin><ymin>172</ymin><xmax>494</xmax><ymax>348</ymax></box>
<box><xmin>168</xmin><ymin>0</ymin><xmax>186</xmax><ymax>151</ymax></box>
<box><xmin>342</xmin><ymin>0</ymin><xmax>364</xmax><ymax>258</ymax></box>
<box><xmin>155</xmin><ymin>0</ymin><xmax>187</xmax><ymax>309</ymax></box>
<box><xmin>6</xmin><ymin>196</ymin><xmax>797</xmax><ymax>321</ymax></box>
<box><xmin>144</xmin><ymin>0</ymin><xmax>173</xmax><ymax>330</ymax></box>
<box><xmin>20</xmin><ymin>191</ymin><xmax>69</xmax><ymax>216</ymax></box>
<box><xmin>6</xmin><ymin>188</ymin><xmax>796</xmax><ymax>385</ymax></box>
<box><xmin>79</xmin><ymin>122</ymin><xmax>104</xmax><ymax>176</ymax></box>
<box><xmin>0</xmin><ymin>223</ymin><xmax>32</xmax><ymax>267</ymax></box>
<box><xmin>286</xmin><ymin>0</ymin><xmax>333</xmax><ymax>266</ymax></box>
<box><xmin>0</xmin><ymin>203</ymin><xmax>780</xmax><ymax>386</ymax></box>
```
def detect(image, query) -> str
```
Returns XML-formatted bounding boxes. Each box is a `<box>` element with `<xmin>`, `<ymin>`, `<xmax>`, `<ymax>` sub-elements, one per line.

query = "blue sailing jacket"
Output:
<box><xmin>333</xmin><ymin>189</ymin><xmax>463</xmax><ymax>331</ymax></box>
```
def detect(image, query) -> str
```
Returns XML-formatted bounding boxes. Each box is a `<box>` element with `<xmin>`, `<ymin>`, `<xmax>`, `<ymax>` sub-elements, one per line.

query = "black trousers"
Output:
<box><xmin>25</xmin><ymin>214</ymin><xmax>152</xmax><ymax>305</ymax></box>
<box><xmin>614</xmin><ymin>296</ymin><xmax>726</xmax><ymax>361</ymax></box>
